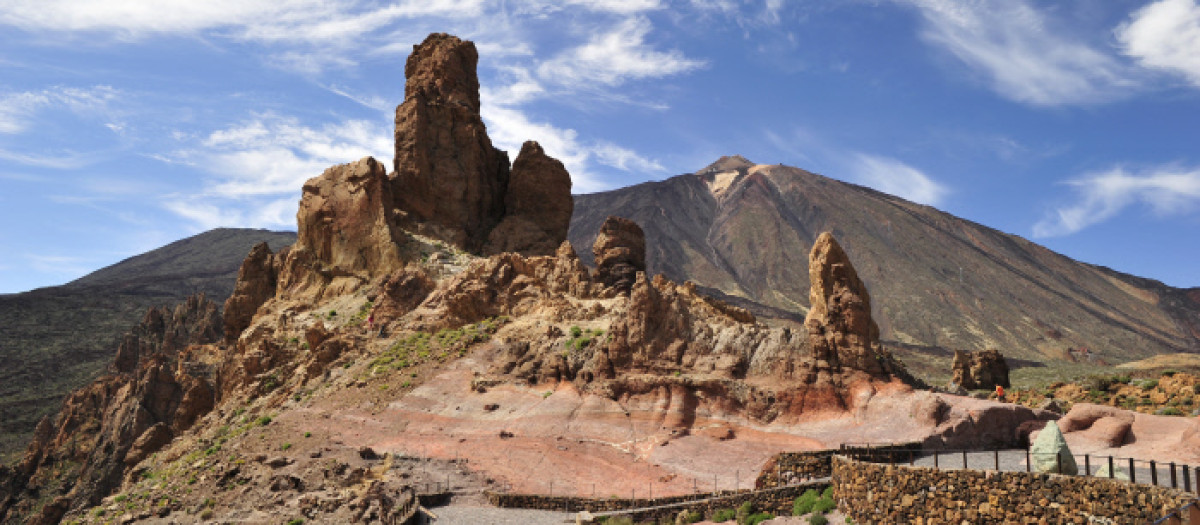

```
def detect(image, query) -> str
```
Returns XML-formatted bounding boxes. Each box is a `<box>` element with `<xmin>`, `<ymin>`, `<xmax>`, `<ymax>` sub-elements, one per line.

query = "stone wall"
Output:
<box><xmin>756</xmin><ymin>443</ymin><xmax>922</xmax><ymax>489</ymax></box>
<box><xmin>487</xmin><ymin>482</ymin><xmax>826</xmax><ymax>522</ymax></box>
<box><xmin>832</xmin><ymin>455</ymin><xmax>1195</xmax><ymax>524</ymax></box>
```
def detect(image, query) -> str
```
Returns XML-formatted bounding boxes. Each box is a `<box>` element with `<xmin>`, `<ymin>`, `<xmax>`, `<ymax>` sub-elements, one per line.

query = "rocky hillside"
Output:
<box><xmin>0</xmin><ymin>228</ymin><xmax>295</xmax><ymax>461</ymax></box>
<box><xmin>569</xmin><ymin>156</ymin><xmax>1200</xmax><ymax>365</ymax></box>
<box><xmin>4</xmin><ymin>33</ymin><xmax>1046</xmax><ymax>524</ymax></box>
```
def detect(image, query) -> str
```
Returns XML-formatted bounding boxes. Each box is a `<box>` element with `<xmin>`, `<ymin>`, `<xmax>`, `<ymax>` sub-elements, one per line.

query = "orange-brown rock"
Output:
<box><xmin>223</xmin><ymin>242</ymin><xmax>281</xmax><ymax>343</ymax></box>
<box><xmin>392</xmin><ymin>33</ymin><xmax>510</xmax><ymax>252</ymax></box>
<box><xmin>593</xmin><ymin>216</ymin><xmax>646</xmax><ymax>295</ymax></box>
<box><xmin>1058</xmin><ymin>403</ymin><xmax>1135</xmax><ymax>447</ymax></box>
<box><xmin>804</xmin><ymin>232</ymin><xmax>883</xmax><ymax>376</ymax></box>
<box><xmin>950</xmin><ymin>348</ymin><xmax>1010</xmax><ymax>390</ymax></box>
<box><xmin>298</xmin><ymin>156</ymin><xmax>405</xmax><ymax>280</ymax></box>
<box><xmin>483</xmin><ymin>141</ymin><xmax>573</xmax><ymax>256</ymax></box>
<box><xmin>0</xmin><ymin>295</ymin><xmax>222</xmax><ymax>523</ymax></box>
<box><xmin>371</xmin><ymin>266</ymin><xmax>436</xmax><ymax>325</ymax></box>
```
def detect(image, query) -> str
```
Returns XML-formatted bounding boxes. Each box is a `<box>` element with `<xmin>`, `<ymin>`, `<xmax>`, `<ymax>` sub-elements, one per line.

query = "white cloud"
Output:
<box><xmin>0</xmin><ymin>86</ymin><xmax>119</xmax><ymax>134</ymax></box>
<box><xmin>899</xmin><ymin>0</ymin><xmax>1137</xmax><ymax>105</ymax></box>
<box><xmin>162</xmin><ymin>113</ymin><xmax>391</xmax><ymax>229</ymax></box>
<box><xmin>1034</xmin><ymin>166</ymin><xmax>1200</xmax><ymax>237</ymax></box>
<box><xmin>849</xmin><ymin>154</ymin><xmax>948</xmax><ymax>206</ymax></box>
<box><xmin>592</xmin><ymin>141</ymin><xmax>664</xmax><ymax>172</ymax></box>
<box><xmin>1118</xmin><ymin>0</ymin><xmax>1200</xmax><ymax>86</ymax></box>
<box><xmin>537</xmin><ymin>17</ymin><xmax>705</xmax><ymax>88</ymax></box>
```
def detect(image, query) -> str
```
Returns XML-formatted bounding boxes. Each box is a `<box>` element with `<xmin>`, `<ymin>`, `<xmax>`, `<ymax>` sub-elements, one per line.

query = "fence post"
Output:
<box><xmin>1153</xmin><ymin>461</ymin><xmax>1159</xmax><ymax>486</ymax></box>
<box><xmin>1188</xmin><ymin>502</ymin><xmax>1200</xmax><ymax>524</ymax></box>
<box><xmin>962</xmin><ymin>450</ymin><xmax>968</xmax><ymax>469</ymax></box>
<box><xmin>1026</xmin><ymin>449</ymin><xmax>1031</xmax><ymax>473</ymax></box>
<box><xmin>1108</xmin><ymin>456</ymin><xmax>1115</xmax><ymax>479</ymax></box>
<box><xmin>1057</xmin><ymin>453</ymin><xmax>1062</xmax><ymax>474</ymax></box>
<box><xmin>1130</xmin><ymin>459</ymin><xmax>1137</xmax><ymax>484</ymax></box>
<box><xmin>994</xmin><ymin>450</ymin><xmax>1000</xmax><ymax>471</ymax></box>
<box><xmin>1184</xmin><ymin>466</ymin><xmax>1191</xmax><ymax>493</ymax></box>
<box><xmin>1173</xmin><ymin>463</ymin><xmax>1179</xmax><ymax>489</ymax></box>
<box><xmin>934</xmin><ymin>451</ymin><xmax>939</xmax><ymax>469</ymax></box>
<box><xmin>1085</xmin><ymin>455</ymin><xmax>1090</xmax><ymax>476</ymax></box>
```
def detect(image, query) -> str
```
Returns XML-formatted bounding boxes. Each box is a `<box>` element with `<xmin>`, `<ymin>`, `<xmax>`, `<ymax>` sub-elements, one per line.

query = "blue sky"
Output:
<box><xmin>2</xmin><ymin>0</ymin><xmax>1199</xmax><ymax>293</ymax></box>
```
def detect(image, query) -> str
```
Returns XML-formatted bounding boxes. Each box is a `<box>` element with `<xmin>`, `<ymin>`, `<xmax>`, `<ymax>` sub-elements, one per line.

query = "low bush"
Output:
<box><xmin>809</xmin><ymin>514</ymin><xmax>829</xmax><ymax>525</ymax></box>
<box><xmin>793</xmin><ymin>488</ymin><xmax>820</xmax><ymax>515</ymax></box>
<box><xmin>712</xmin><ymin>508</ymin><xmax>737</xmax><ymax>522</ymax></box>
<box><xmin>745</xmin><ymin>512</ymin><xmax>774</xmax><ymax>525</ymax></box>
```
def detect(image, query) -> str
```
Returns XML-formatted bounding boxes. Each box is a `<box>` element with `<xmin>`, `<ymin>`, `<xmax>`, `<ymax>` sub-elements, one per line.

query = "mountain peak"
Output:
<box><xmin>698</xmin><ymin>154</ymin><xmax>754</xmax><ymax>174</ymax></box>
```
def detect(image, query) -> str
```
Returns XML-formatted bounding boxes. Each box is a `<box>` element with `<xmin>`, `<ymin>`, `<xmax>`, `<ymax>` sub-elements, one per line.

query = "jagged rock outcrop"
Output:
<box><xmin>804</xmin><ymin>232</ymin><xmax>883</xmax><ymax>376</ymax></box>
<box><xmin>112</xmin><ymin>294</ymin><xmax>222</xmax><ymax>374</ymax></box>
<box><xmin>0</xmin><ymin>295</ymin><xmax>222</xmax><ymax>523</ymax></box>
<box><xmin>223</xmin><ymin>242</ymin><xmax>281</xmax><ymax>343</ymax></box>
<box><xmin>950</xmin><ymin>348</ymin><xmax>1010</xmax><ymax>390</ymax></box>
<box><xmin>593</xmin><ymin>216</ymin><xmax>646</xmax><ymax>294</ymax></box>
<box><xmin>483</xmin><ymin>141</ymin><xmax>574</xmax><ymax>256</ymax></box>
<box><xmin>392</xmin><ymin>32</ymin><xmax>511</xmax><ymax>252</ymax></box>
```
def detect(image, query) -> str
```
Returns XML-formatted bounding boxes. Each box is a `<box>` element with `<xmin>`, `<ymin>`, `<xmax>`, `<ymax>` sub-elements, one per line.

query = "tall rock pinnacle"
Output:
<box><xmin>392</xmin><ymin>32</ymin><xmax>512</xmax><ymax>252</ymax></box>
<box><xmin>804</xmin><ymin>232</ymin><xmax>883</xmax><ymax>375</ymax></box>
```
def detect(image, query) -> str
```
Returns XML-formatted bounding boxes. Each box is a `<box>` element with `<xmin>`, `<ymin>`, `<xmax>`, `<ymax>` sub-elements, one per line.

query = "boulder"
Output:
<box><xmin>592</xmin><ymin>216</ymin><xmax>646</xmax><ymax>295</ymax></box>
<box><xmin>392</xmin><ymin>33</ymin><xmax>510</xmax><ymax>252</ymax></box>
<box><xmin>949</xmin><ymin>348</ymin><xmax>1010</xmax><ymax>390</ymax></box>
<box><xmin>804</xmin><ymin>232</ymin><xmax>883</xmax><ymax>375</ymax></box>
<box><xmin>483</xmin><ymin>141</ymin><xmax>573</xmax><ymax>256</ymax></box>
<box><xmin>1057</xmin><ymin>403</ymin><xmax>1135</xmax><ymax>448</ymax></box>
<box><xmin>1030</xmin><ymin>420</ymin><xmax>1078</xmax><ymax>475</ymax></box>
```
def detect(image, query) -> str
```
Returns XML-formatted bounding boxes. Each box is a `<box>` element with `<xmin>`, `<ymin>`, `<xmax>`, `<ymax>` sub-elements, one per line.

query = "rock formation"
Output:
<box><xmin>0</xmin><ymin>295</ymin><xmax>222</xmax><ymax>523</ymax></box>
<box><xmin>804</xmin><ymin>232</ymin><xmax>883</xmax><ymax>376</ymax></box>
<box><xmin>223</xmin><ymin>242</ymin><xmax>281</xmax><ymax>343</ymax></box>
<box><xmin>592</xmin><ymin>216</ymin><xmax>646</xmax><ymax>294</ymax></box>
<box><xmin>483</xmin><ymin>141</ymin><xmax>574</xmax><ymax>256</ymax></box>
<box><xmin>950</xmin><ymin>348</ymin><xmax>1010</xmax><ymax>390</ymax></box>
<box><xmin>1031</xmin><ymin>420</ymin><xmax>1078</xmax><ymax>475</ymax></box>
<box><xmin>391</xmin><ymin>32</ymin><xmax>511</xmax><ymax>252</ymax></box>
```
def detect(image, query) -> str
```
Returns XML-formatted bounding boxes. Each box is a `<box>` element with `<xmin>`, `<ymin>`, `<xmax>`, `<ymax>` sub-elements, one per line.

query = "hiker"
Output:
<box><xmin>368</xmin><ymin>313</ymin><xmax>375</xmax><ymax>332</ymax></box>
<box><xmin>995</xmin><ymin>384</ymin><xmax>1005</xmax><ymax>402</ymax></box>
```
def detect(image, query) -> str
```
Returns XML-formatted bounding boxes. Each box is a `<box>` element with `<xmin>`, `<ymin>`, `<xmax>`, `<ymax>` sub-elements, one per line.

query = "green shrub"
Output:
<box><xmin>737</xmin><ymin>501</ymin><xmax>754</xmax><ymax>521</ymax></box>
<box><xmin>1163</xmin><ymin>370</ymin><xmax>1178</xmax><ymax>377</ymax></box>
<box><xmin>712</xmin><ymin>508</ymin><xmax>737</xmax><ymax>522</ymax></box>
<box><xmin>746</xmin><ymin>512</ymin><xmax>774</xmax><ymax>525</ymax></box>
<box><xmin>793</xmin><ymin>488</ymin><xmax>820</xmax><ymax>515</ymax></box>
<box><xmin>822</xmin><ymin>485</ymin><xmax>834</xmax><ymax>499</ymax></box>
<box><xmin>679</xmin><ymin>510</ymin><xmax>703</xmax><ymax>524</ymax></box>
<box><xmin>809</xmin><ymin>514</ymin><xmax>829</xmax><ymax>525</ymax></box>
<box><xmin>287</xmin><ymin>519</ymin><xmax>305</xmax><ymax>525</ymax></box>
<box><xmin>281</xmin><ymin>443</ymin><xmax>292</xmax><ymax>451</ymax></box>
<box><xmin>257</xmin><ymin>416</ymin><xmax>272</xmax><ymax>426</ymax></box>
<box><xmin>1158</xmin><ymin>407</ymin><xmax>1184</xmax><ymax>416</ymax></box>
<box><xmin>813</xmin><ymin>496</ymin><xmax>836</xmax><ymax>514</ymax></box>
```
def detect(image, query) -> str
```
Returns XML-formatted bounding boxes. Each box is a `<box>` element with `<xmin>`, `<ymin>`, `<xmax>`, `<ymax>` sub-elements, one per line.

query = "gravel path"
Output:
<box><xmin>430</xmin><ymin>505</ymin><xmax>573</xmax><ymax>524</ymax></box>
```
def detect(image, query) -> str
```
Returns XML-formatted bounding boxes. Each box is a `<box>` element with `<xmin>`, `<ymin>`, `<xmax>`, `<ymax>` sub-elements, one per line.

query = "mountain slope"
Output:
<box><xmin>570</xmin><ymin>156</ymin><xmax>1200</xmax><ymax>366</ymax></box>
<box><xmin>0</xmin><ymin>228</ymin><xmax>295</xmax><ymax>460</ymax></box>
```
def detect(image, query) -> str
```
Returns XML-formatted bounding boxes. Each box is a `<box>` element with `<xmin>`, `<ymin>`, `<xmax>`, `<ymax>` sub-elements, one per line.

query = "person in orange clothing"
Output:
<box><xmin>995</xmin><ymin>384</ymin><xmax>1006</xmax><ymax>402</ymax></box>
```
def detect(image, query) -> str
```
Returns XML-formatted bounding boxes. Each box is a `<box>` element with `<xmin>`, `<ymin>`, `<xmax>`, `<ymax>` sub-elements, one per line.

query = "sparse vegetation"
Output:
<box><xmin>809</xmin><ymin>514</ymin><xmax>829</xmax><ymax>525</ymax></box>
<box><xmin>368</xmin><ymin>317</ymin><xmax>508</xmax><ymax>375</ymax></box>
<box><xmin>712</xmin><ymin>508</ymin><xmax>737</xmax><ymax>522</ymax></box>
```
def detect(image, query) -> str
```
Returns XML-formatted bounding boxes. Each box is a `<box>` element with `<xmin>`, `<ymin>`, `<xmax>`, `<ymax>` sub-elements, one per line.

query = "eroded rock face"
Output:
<box><xmin>298</xmin><ymin>157</ymin><xmax>405</xmax><ymax>278</ymax></box>
<box><xmin>950</xmin><ymin>348</ymin><xmax>1010</xmax><ymax>390</ymax></box>
<box><xmin>223</xmin><ymin>242</ymin><xmax>280</xmax><ymax>343</ymax></box>
<box><xmin>593</xmin><ymin>216</ymin><xmax>646</xmax><ymax>295</ymax></box>
<box><xmin>0</xmin><ymin>295</ymin><xmax>222</xmax><ymax>523</ymax></box>
<box><xmin>392</xmin><ymin>33</ymin><xmax>510</xmax><ymax>252</ymax></box>
<box><xmin>804</xmin><ymin>232</ymin><xmax>883</xmax><ymax>376</ymax></box>
<box><xmin>483</xmin><ymin>141</ymin><xmax>573</xmax><ymax>256</ymax></box>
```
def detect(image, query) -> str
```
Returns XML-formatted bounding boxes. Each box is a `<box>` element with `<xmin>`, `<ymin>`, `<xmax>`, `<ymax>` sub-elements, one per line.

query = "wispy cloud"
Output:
<box><xmin>536</xmin><ymin>16</ymin><xmax>705</xmax><ymax>88</ymax></box>
<box><xmin>163</xmin><ymin>113</ymin><xmax>391</xmax><ymax>229</ymax></box>
<box><xmin>1034</xmin><ymin>166</ymin><xmax>1200</xmax><ymax>237</ymax></box>
<box><xmin>1118</xmin><ymin>0</ymin><xmax>1200</xmax><ymax>87</ymax></box>
<box><xmin>849</xmin><ymin>154</ymin><xmax>948</xmax><ymax>206</ymax></box>
<box><xmin>0</xmin><ymin>85</ymin><xmax>120</xmax><ymax>135</ymax></box>
<box><xmin>898</xmin><ymin>0</ymin><xmax>1138</xmax><ymax>105</ymax></box>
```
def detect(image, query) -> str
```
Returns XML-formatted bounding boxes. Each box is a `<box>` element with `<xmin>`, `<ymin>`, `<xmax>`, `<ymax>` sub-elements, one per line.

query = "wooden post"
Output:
<box><xmin>1184</xmin><ymin>466</ymin><xmax>1191</xmax><ymax>493</ymax></box>
<box><xmin>1108</xmin><ymin>456</ymin><xmax>1115</xmax><ymax>479</ymax></box>
<box><xmin>962</xmin><ymin>450</ymin><xmax>968</xmax><ymax>469</ymax></box>
<box><xmin>934</xmin><ymin>451</ymin><xmax>939</xmax><ymax>469</ymax></box>
<box><xmin>1153</xmin><ymin>461</ymin><xmax>1159</xmax><ymax>486</ymax></box>
<box><xmin>1084</xmin><ymin>455</ymin><xmax>1090</xmax><ymax>476</ymax></box>
<box><xmin>1026</xmin><ymin>449</ymin><xmax>1031</xmax><ymax>473</ymax></box>
<box><xmin>1130</xmin><ymin>459</ymin><xmax>1137</xmax><ymax>484</ymax></box>
<box><xmin>1173</xmin><ymin>463</ymin><xmax>1179</xmax><ymax>489</ymax></box>
<box><xmin>994</xmin><ymin>450</ymin><xmax>1000</xmax><ymax>471</ymax></box>
<box><xmin>1057</xmin><ymin>453</ymin><xmax>1062</xmax><ymax>474</ymax></box>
